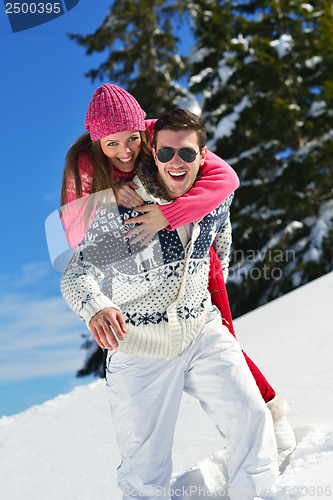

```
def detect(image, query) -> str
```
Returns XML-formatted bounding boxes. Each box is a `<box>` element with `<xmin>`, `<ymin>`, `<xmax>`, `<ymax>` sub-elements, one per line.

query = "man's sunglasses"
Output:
<box><xmin>156</xmin><ymin>147</ymin><xmax>202</xmax><ymax>163</ymax></box>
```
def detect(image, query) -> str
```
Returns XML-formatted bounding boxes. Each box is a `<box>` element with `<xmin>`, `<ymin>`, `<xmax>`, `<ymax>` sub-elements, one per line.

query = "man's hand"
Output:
<box><xmin>89</xmin><ymin>308</ymin><xmax>127</xmax><ymax>351</ymax></box>
<box><xmin>118</xmin><ymin>181</ymin><xmax>144</xmax><ymax>209</ymax></box>
<box><xmin>124</xmin><ymin>204</ymin><xmax>169</xmax><ymax>247</ymax></box>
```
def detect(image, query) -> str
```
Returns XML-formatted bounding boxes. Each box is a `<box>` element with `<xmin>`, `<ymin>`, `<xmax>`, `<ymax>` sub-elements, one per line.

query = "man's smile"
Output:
<box><xmin>167</xmin><ymin>170</ymin><xmax>187</xmax><ymax>181</ymax></box>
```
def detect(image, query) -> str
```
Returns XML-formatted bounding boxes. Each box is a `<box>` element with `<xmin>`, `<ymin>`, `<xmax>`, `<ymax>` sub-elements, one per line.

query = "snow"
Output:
<box><xmin>307</xmin><ymin>100</ymin><xmax>326</xmax><ymax>117</ymax></box>
<box><xmin>303</xmin><ymin>200</ymin><xmax>333</xmax><ymax>262</ymax></box>
<box><xmin>270</xmin><ymin>34</ymin><xmax>294</xmax><ymax>59</ymax></box>
<box><xmin>226</xmin><ymin>145</ymin><xmax>261</xmax><ymax>165</ymax></box>
<box><xmin>294</xmin><ymin>129</ymin><xmax>333</xmax><ymax>161</ymax></box>
<box><xmin>310</xmin><ymin>10</ymin><xmax>325</xmax><ymax>18</ymax></box>
<box><xmin>252</xmin><ymin>208</ymin><xmax>286</xmax><ymax>221</ymax></box>
<box><xmin>207</xmin><ymin>96</ymin><xmax>251</xmax><ymax>149</ymax></box>
<box><xmin>244</xmin><ymin>54</ymin><xmax>256</xmax><ymax>65</ymax></box>
<box><xmin>301</xmin><ymin>4</ymin><xmax>314</xmax><ymax>13</ymax></box>
<box><xmin>238</xmin><ymin>179</ymin><xmax>264</xmax><ymax>187</ymax></box>
<box><xmin>217</xmin><ymin>52</ymin><xmax>236</xmax><ymax>86</ymax></box>
<box><xmin>189</xmin><ymin>67</ymin><xmax>214</xmax><ymax>86</ymax></box>
<box><xmin>171</xmin><ymin>82</ymin><xmax>202</xmax><ymax>116</ymax></box>
<box><xmin>305</xmin><ymin>55</ymin><xmax>323</xmax><ymax>68</ymax></box>
<box><xmin>289</xmin><ymin>104</ymin><xmax>301</xmax><ymax>111</ymax></box>
<box><xmin>1</xmin><ymin>272</ymin><xmax>333</xmax><ymax>499</ymax></box>
<box><xmin>188</xmin><ymin>45</ymin><xmax>212</xmax><ymax>64</ymax></box>
<box><xmin>175</xmin><ymin>92</ymin><xmax>202</xmax><ymax>116</ymax></box>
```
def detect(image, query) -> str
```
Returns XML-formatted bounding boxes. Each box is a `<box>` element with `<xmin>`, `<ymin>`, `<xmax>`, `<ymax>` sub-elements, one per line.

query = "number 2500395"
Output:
<box><xmin>5</xmin><ymin>3</ymin><xmax>61</xmax><ymax>14</ymax></box>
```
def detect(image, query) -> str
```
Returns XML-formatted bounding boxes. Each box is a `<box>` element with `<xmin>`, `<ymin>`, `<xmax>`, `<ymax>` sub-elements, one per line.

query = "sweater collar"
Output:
<box><xmin>133</xmin><ymin>160</ymin><xmax>202</xmax><ymax>206</ymax></box>
<box><xmin>133</xmin><ymin>161</ymin><xmax>174</xmax><ymax>206</ymax></box>
<box><xmin>113</xmin><ymin>166</ymin><xmax>135</xmax><ymax>184</ymax></box>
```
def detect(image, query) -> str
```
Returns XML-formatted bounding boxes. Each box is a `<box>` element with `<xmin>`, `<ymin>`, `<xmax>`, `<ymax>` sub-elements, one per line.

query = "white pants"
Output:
<box><xmin>106</xmin><ymin>309</ymin><xmax>278</xmax><ymax>500</ymax></box>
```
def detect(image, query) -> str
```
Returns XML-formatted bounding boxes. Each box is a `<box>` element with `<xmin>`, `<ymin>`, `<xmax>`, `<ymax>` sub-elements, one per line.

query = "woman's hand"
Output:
<box><xmin>89</xmin><ymin>307</ymin><xmax>127</xmax><ymax>351</ymax></box>
<box><xmin>117</xmin><ymin>181</ymin><xmax>144</xmax><ymax>209</ymax></box>
<box><xmin>124</xmin><ymin>204</ymin><xmax>169</xmax><ymax>247</ymax></box>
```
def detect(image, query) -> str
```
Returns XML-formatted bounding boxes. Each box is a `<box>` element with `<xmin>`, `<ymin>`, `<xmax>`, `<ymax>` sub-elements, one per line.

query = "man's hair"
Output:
<box><xmin>153</xmin><ymin>109</ymin><xmax>206</xmax><ymax>150</ymax></box>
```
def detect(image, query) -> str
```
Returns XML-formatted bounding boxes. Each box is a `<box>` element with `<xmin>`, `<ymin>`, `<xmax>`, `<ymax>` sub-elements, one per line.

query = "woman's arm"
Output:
<box><xmin>124</xmin><ymin>150</ymin><xmax>239</xmax><ymax>245</ymax></box>
<box><xmin>61</xmin><ymin>154</ymin><xmax>96</xmax><ymax>250</ymax></box>
<box><xmin>128</xmin><ymin>120</ymin><xmax>239</xmax><ymax>231</ymax></box>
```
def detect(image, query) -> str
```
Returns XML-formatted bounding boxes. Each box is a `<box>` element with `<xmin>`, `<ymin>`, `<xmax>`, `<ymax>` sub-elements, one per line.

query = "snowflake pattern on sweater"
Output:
<box><xmin>61</xmin><ymin>177</ymin><xmax>233</xmax><ymax>359</ymax></box>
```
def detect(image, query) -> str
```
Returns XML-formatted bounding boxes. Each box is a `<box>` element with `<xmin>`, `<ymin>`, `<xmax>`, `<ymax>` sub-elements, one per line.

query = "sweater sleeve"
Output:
<box><xmin>159</xmin><ymin>150</ymin><xmax>239</xmax><ymax>230</ymax></box>
<box><xmin>213</xmin><ymin>216</ymin><xmax>232</xmax><ymax>282</ymax></box>
<box><xmin>60</xmin><ymin>218</ymin><xmax>123</xmax><ymax>326</ymax></box>
<box><xmin>66</xmin><ymin>153</ymin><xmax>93</xmax><ymax>203</ymax></box>
<box><xmin>60</xmin><ymin>255</ymin><xmax>118</xmax><ymax>326</ymax></box>
<box><xmin>212</xmin><ymin>196</ymin><xmax>234</xmax><ymax>282</ymax></box>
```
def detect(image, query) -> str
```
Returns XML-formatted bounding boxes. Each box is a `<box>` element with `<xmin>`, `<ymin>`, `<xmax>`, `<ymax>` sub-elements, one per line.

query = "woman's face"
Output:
<box><xmin>100</xmin><ymin>130</ymin><xmax>142</xmax><ymax>173</ymax></box>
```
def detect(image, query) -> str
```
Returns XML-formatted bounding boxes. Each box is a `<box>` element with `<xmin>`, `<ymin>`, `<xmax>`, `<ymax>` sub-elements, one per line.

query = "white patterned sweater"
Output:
<box><xmin>61</xmin><ymin>170</ymin><xmax>233</xmax><ymax>360</ymax></box>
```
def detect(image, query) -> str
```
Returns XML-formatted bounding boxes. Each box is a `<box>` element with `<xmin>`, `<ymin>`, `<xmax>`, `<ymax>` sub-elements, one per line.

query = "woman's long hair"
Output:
<box><xmin>59</xmin><ymin>129</ymin><xmax>152</xmax><ymax>225</ymax></box>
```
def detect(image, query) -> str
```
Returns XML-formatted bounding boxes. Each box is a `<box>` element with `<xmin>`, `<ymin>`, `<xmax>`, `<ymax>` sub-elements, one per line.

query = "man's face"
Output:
<box><xmin>153</xmin><ymin>129</ymin><xmax>207</xmax><ymax>199</ymax></box>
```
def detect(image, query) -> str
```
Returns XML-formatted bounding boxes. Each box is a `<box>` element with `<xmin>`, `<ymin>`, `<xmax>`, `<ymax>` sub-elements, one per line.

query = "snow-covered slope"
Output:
<box><xmin>1</xmin><ymin>272</ymin><xmax>333</xmax><ymax>500</ymax></box>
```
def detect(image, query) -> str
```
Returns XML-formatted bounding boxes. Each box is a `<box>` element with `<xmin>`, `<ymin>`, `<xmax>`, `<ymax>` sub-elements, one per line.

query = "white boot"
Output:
<box><xmin>267</xmin><ymin>394</ymin><xmax>296</xmax><ymax>467</ymax></box>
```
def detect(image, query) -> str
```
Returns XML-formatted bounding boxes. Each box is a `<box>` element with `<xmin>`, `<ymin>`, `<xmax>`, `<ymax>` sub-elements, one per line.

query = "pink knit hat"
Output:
<box><xmin>84</xmin><ymin>84</ymin><xmax>147</xmax><ymax>141</ymax></box>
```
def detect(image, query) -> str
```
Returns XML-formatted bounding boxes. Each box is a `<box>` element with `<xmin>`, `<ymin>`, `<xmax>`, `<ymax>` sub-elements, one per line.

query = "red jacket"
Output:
<box><xmin>208</xmin><ymin>246</ymin><xmax>275</xmax><ymax>403</ymax></box>
<box><xmin>208</xmin><ymin>246</ymin><xmax>235</xmax><ymax>335</ymax></box>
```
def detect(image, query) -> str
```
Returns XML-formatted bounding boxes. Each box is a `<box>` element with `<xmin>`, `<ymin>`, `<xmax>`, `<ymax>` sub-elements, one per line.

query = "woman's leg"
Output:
<box><xmin>208</xmin><ymin>246</ymin><xmax>276</xmax><ymax>403</ymax></box>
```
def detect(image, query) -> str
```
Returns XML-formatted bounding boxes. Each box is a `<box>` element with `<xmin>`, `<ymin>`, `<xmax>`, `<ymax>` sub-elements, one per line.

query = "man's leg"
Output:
<box><xmin>105</xmin><ymin>351</ymin><xmax>184</xmax><ymax>500</ymax></box>
<box><xmin>183</xmin><ymin>309</ymin><xmax>278</xmax><ymax>500</ymax></box>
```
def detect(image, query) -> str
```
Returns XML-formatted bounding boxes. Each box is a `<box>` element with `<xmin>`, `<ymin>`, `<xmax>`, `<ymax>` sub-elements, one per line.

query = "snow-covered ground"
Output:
<box><xmin>1</xmin><ymin>272</ymin><xmax>332</xmax><ymax>500</ymax></box>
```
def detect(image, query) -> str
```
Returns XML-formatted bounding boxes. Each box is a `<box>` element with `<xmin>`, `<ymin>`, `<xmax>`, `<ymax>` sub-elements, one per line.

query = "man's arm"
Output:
<box><xmin>212</xmin><ymin>195</ymin><xmax>234</xmax><ymax>282</ymax></box>
<box><xmin>60</xmin><ymin>214</ymin><xmax>128</xmax><ymax>349</ymax></box>
<box><xmin>212</xmin><ymin>216</ymin><xmax>232</xmax><ymax>283</ymax></box>
<box><xmin>89</xmin><ymin>308</ymin><xmax>127</xmax><ymax>350</ymax></box>
<box><xmin>60</xmin><ymin>256</ymin><xmax>116</xmax><ymax>324</ymax></box>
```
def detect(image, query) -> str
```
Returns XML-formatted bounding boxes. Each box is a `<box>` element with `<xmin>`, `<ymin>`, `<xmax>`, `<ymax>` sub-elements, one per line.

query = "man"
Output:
<box><xmin>61</xmin><ymin>109</ymin><xmax>278</xmax><ymax>500</ymax></box>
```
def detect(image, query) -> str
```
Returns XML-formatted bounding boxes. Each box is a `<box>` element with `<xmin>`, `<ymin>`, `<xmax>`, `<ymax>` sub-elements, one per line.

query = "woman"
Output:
<box><xmin>60</xmin><ymin>84</ymin><xmax>295</xmax><ymax>464</ymax></box>
<box><xmin>60</xmin><ymin>83</ymin><xmax>239</xmax><ymax>250</ymax></box>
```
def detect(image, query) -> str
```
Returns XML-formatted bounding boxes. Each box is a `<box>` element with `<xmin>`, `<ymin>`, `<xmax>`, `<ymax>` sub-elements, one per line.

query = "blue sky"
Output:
<box><xmin>0</xmin><ymin>1</ymin><xmax>194</xmax><ymax>417</ymax></box>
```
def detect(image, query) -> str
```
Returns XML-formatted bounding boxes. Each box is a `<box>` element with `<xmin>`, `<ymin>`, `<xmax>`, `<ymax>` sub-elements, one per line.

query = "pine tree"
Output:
<box><xmin>68</xmin><ymin>0</ymin><xmax>190</xmax><ymax>117</ymax></box>
<box><xmin>73</xmin><ymin>0</ymin><xmax>333</xmax><ymax>377</ymax></box>
<box><xmin>189</xmin><ymin>0</ymin><xmax>333</xmax><ymax>317</ymax></box>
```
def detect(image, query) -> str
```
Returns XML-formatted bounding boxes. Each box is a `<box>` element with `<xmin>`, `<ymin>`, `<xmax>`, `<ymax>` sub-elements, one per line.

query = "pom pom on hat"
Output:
<box><xmin>84</xmin><ymin>84</ymin><xmax>147</xmax><ymax>141</ymax></box>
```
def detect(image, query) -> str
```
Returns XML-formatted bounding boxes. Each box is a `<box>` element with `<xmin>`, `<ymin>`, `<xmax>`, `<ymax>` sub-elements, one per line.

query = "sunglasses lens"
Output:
<box><xmin>156</xmin><ymin>148</ymin><xmax>199</xmax><ymax>163</ymax></box>
<box><xmin>178</xmin><ymin>148</ymin><xmax>197</xmax><ymax>162</ymax></box>
<box><xmin>157</xmin><ymin>148</ymin><xmax>175</xmax><ymax>163</ymax></box>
